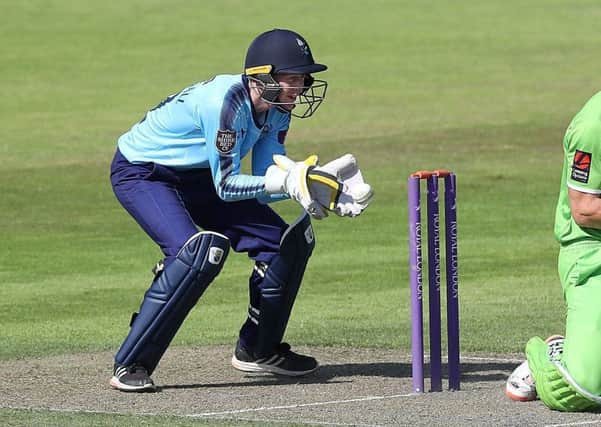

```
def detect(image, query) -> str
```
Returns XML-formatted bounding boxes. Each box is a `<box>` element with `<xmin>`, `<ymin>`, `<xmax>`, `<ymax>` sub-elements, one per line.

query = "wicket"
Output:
<box><xmin>407</xmin><ymin>170</ymin><xmax>460</xmax><ymax>393</ymax></box>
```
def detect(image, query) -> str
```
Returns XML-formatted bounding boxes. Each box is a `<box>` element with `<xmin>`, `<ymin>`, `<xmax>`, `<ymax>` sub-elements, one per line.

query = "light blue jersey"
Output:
<box><xmin>117</xmin><ymin>74</ymin><xmax>290</xmax><ymax>202</ymax></box>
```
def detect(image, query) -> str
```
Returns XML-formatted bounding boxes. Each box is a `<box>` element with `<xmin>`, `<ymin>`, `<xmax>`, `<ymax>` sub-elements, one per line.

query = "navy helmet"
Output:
<box><xmin>244</xmin><ymin>29</ymin><xmax>328</xmax><ymax>118</ymax></box>
<box><xmin>245</xmin><ymin>29</ymin><xmax>327</xmax><ymax>75</ymax></box>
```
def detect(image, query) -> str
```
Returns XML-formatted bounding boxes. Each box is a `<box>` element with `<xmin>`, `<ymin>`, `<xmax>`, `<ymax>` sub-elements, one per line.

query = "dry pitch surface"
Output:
<box><xmin>2</xmin><ymin>346</ymin><xmax>601</xmax><ymax>426</ymax></box>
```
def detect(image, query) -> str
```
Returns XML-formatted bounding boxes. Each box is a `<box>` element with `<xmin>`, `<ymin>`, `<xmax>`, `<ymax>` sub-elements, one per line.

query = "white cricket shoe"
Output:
<box><xmin>505</xmin><ymin>360</ymin><xmax>537</xmax><ymax>402</ymax></box>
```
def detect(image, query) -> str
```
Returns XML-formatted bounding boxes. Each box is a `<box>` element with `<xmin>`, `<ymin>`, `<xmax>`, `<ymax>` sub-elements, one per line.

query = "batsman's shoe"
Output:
<box><xmin>506</xmin><ymin>360</ymin><xmax>537</xmax><ymax>402</ymax></box>
<box><xmin>545</xmin><ymin>334</ymin><xmax>565</xmax><ymax>362</ymax></box>
<box><xmin>110</xmin><ymin>363</ymin><xmax>156</xmax><ymax>392</ymax></box>
<box><xmin>231</xmin><ymin>341</ymin><xmax>319</xmax><ymax>377</ymax></box>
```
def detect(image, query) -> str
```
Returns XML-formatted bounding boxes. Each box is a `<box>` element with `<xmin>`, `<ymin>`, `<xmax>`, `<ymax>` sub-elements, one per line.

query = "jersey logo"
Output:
<box><xmin>216</xmin><ymin>130</ymin><xmax>237</xmax><ymax>154</ymax></box>
<box><xmin>571</xmin><ymin>150</ymin><xmax>592</xmax><ymax>183</ymax></box>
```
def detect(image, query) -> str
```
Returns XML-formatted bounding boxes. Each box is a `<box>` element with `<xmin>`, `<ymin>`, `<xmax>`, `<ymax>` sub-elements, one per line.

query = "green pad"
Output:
<box><xmin>526</xmin><ymin>336</ymin><xmax>600</xmax><ymax>412</ymax></box>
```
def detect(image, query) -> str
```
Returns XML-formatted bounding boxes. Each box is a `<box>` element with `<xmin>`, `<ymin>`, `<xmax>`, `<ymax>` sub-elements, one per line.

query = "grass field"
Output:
<box><xmin>3</xmin><ymin>0</ymin><xmax>601</xmax><ymax>425</ymax></box>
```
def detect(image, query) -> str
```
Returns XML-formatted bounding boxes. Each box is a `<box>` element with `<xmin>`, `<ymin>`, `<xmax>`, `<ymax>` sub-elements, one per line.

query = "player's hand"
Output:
<box><xmin>308</xmin><ymin>154</ymin><xmax>373</xmax><ymax>217</ymax></box>
<box><xmin>264</xmin><ymin>155</ymin><xmax>328</xmax><ymax>219</ymax></box>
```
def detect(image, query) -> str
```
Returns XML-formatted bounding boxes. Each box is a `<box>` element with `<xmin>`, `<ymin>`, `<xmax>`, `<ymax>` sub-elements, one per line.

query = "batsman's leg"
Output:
<box><xmin>527</xmin><ymin>336</ymin><xmax>601</xmax><ymax>411</ymax></box>
<box><xmin>524</xmin><ymin>245</ymin><xmax>601</xmax><ymax>410</ymax></box>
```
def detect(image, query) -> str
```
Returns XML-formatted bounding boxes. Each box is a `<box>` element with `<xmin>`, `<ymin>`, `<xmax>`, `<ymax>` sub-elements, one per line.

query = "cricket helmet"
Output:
<box><xmin>244</xmin><ymin>29</ymin><xmax>328</xmax><ymax>118</ymax></box>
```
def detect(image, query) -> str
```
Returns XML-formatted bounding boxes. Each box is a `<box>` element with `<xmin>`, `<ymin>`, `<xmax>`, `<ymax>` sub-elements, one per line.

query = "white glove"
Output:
<box><xmin>308</xmin><ymin>154</ymin><xmax>373</xmax><ymax>217</ymax></box>
<box><xmin>264</xmin><ymin>154</ymin><xmax>328</xmax><ymax>219</ymax></box>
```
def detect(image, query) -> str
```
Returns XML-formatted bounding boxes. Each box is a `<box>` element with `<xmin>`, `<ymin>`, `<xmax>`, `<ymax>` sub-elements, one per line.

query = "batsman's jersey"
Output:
<box><xmin>553</xmin><ymin>92</ymin><xmax>601</xmax><ymax>397</ymax></box>
<box><xmin>555</xmin><ymin>91</ymin><xmax>601</xmax><ymax>245</ymax></box>
<box><xmin>117</xmin><ymin>74</ymin><xmax>290</xmax><ymax>203</ymax></box>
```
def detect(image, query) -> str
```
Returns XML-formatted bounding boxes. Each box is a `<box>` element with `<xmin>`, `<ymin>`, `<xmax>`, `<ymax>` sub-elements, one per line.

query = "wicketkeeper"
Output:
<box><xmin>506</xmin><ymin>91</ymin><xmax>601</xmax><ymax>411</ymax></box>
<box><xmin>108</xmin><ymin>28</ymin><xmax>373</xmax><ymax>392</ymax></box>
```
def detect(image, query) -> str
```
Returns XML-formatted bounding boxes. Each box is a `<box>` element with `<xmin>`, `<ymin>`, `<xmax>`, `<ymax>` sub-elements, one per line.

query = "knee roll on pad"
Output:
<box><xmin>254</xmin><ymin>212</ymin><xmax>315</xmax><ymax>357</ymax></box>
<box><xmin>115</xmin><ymin>231</ymin><xmax>230</xmax><ymax>374</ymax></box>
<box><xmin>526</xmin><ymin>336</ymin><xmax>601</xmax><ymax>412</ymax></box>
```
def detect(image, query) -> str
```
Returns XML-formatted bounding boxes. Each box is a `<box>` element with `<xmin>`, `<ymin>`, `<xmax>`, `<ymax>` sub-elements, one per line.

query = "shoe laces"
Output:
<box><xmin>128</xmin><ymin>364</ymin><xmax>149</xmax><ymax>374</ymax></box>
<box><xmin>547</xmin><ymin>338</ymin><xmax>564</xmax><ymax>362</ymax></box>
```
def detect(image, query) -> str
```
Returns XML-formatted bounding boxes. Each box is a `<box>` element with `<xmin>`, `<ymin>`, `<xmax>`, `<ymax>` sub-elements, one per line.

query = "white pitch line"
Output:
<box><xmin>545</xmin><ymin>421</ymin><xmax>601</xmax><ymax>427</ymax></box>
<box><xmin>2</xmin><ymin>405</ymin><xmax>382</xmax><ymax>427</ymax></box>
<box><xmin>416</xmin><ymin>355</ymin><xmax>524</xmax><ymax>364</ymax></box>
<box><xmin>228</xmin><ymin>415</ymin><xmax>379</xmax><ymax>427</ymax></box>
<box><xmin>190</xmin><ymin>393</ymin><xmax>416</xmax><ymax>418</ymax></box>
<box><xmin>461</xmin><ymin>356</ymin><xmax>524</xmax><ymax>363</ymax></box>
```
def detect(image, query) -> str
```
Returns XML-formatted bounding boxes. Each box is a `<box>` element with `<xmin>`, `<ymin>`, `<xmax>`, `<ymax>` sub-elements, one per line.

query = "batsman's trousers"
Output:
<box><xmin>558</xmin><ymin>241</ymin><xmax>601</xmax><ymax>395</ymax></box>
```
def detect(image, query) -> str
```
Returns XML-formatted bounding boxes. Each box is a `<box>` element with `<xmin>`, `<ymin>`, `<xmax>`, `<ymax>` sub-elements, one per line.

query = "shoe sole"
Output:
<box><xmin>231</xmin><ymin>356</ymin><xmax>318</xmax><ymax>377</ymax></box>
<box><xmin>110</xmin><ymin>376</ymin><xmax>157</xmax><ymax>392</ymax></box>
<box><xmin>505</xmin><ymin>388</ymin><xmax>536</xmax><ymax>402</ymax></box>
<box><xmin>545</xmin><ymin>334</ymin><xmax>564</xmax><ymax>343</ymax></box>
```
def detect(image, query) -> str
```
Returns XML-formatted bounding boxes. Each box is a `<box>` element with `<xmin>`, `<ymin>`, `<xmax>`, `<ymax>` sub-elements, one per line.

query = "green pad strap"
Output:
<box><xmin>526</xmin><ymin>336</ymin><xmax>600</xmax><ymax>412</ymax></box>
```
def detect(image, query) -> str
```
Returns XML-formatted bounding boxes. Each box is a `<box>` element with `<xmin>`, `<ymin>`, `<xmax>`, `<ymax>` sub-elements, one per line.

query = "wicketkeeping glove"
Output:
<box><xmin>307</xmin><ymin>154</ymin><xmax>373</xmax><ymax>217</ymax></box>
<box><xmin>264</xmin><ymin>154</ymin><xmax>328</xmax><ymax>219</ymax></box>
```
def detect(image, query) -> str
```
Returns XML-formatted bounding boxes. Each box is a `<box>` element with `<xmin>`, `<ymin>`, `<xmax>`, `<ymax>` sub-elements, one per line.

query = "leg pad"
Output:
<box><xmin>254</xmin><ymin>212</ymin><xmax>315</xmax><ymax>357</ymax></box>
<box><xmin>115</xmin><ymin>231</ymin><xmax>230</xmax><ymax>374</ymax></box>
<box><xmin>527</xmin><ymin>336</ymin><xmax>601</xmax><ymax>412</ymax></box>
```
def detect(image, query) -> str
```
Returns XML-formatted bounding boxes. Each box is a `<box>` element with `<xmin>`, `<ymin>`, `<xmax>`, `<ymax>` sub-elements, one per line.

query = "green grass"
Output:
<box><xmin>1</xmin><ymin>0</ymin><xmax>598</xmax><ymax>423</ymax></box>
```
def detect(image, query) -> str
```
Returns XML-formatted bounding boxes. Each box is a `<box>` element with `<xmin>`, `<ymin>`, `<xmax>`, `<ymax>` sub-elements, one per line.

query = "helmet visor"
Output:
<box><xmin>276</xmin><ymin>63</ymin><xmax>328</xmax><ymax>75</ymax></box>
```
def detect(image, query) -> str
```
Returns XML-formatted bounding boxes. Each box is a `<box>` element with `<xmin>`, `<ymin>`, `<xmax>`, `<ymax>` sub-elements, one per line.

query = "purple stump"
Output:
<box><xmin>426</xmin><ymin>176</ymin><xmax>442</xmax><ymax>392</ymax></box>
<box><xmin>408</xmin><ymin>176</ymin><xmax>424</xmax><ymax>393</ymax></box>
<box><xmin>444</xmin><ymin>173</ymin><xmax>460</xmax><ymax>390</ymax></box>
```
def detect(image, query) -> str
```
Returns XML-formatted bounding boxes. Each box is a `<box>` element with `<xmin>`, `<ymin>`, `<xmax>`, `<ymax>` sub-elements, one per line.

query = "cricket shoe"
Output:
<box><xmin>545</xmin><ymin>334</ymin><xmax>564</xmax><ymax>362</ymax></box>
<box><xmin>110</xmin><ymin>363</ymin><xmax>156</xmax><ymax>392</ymax></box>
<box><xmin>505</xmin><ymin>360</ymin><xmax>537</xmax><ymax>401</ymax></box>
<box><xmin>231</xmin><ymin>341</ymin><xmax>319</xmax><ymax>377</ymax></box>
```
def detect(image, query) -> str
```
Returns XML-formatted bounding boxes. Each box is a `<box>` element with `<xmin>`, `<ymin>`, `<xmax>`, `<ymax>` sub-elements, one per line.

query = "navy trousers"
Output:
<box><xmin>110</xmin><ymin>149</ymin><xmax>287</xmax><ymax>348</ymax></box>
